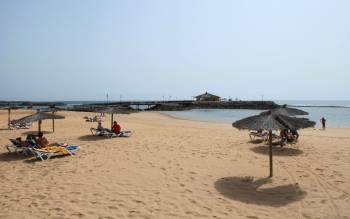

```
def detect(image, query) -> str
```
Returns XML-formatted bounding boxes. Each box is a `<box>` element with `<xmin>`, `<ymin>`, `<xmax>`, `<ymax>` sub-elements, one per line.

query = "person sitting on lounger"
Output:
<box><xmin>36</xmin><ymin>132</ymin><xmax>50</xmax><ymax>147</ymax></box>
<box><xmin>36</xmin><ymin>132</ymin><xmax>67</xmax><ymax>148</ymax></box>
<box><xmin>97</xmin><ymin>121</ymin><xmax>104</xmax><ymax>131</ymax></box>
<box><xmin>96</xmin><ymin>122</ymin><xmax>110</xmax><ymax>132</ymax></box>
<box><xmin>16</xmin><ymin>137</ymin><xmax>29</xmax><ymax>147</ymax></box>
<box><xmin>112</xmin><ymin>121</ymin><xmax>121</xmax><ymax>135</ymax></box>
<box><xmin>291</xmin><ymin>129</ymin><xmax>299</xmax><ymax>141</ymax></box>
<box><xmin>280</xmin><ymin>129</ymin><xmax>288</xmax><ymax>146</ymax></box>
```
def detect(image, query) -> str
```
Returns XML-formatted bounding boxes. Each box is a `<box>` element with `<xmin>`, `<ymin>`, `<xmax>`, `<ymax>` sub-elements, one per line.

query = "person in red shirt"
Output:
<box><xmin>112</xmin><ymin>121</ymin><xmax>121</xmax><ymax>135</ymax></box>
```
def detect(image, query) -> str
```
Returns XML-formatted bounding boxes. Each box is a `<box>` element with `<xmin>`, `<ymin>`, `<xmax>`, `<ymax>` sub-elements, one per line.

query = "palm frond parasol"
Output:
<box><xmin>276</xmin><ymin>115</ymin><xmax>316</xmax><ymax>130</ymax></box>
<box><xmin>232</xmin><ymin>111</ymin><xmax>315</xmax><ymax>177</ymax></box>
<box><xmin>15</xmin><ymin>112</ymin><xmax>65</xmax><ymax>133</ymax></box>
<box><xmin>260</xmin><ymin>105</ymin><xmax>308</xmax><ymax>117</ymax></box>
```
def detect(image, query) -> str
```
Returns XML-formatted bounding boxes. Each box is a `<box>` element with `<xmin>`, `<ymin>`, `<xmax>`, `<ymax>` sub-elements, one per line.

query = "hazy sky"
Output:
<box><xmin>1</xmin><ymin>0</ymin><xmax>349</xmax><ymax>101</ymax></box>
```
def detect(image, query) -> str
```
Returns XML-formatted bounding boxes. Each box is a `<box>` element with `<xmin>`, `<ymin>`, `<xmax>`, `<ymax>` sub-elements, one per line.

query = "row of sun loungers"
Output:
<box><xmin>5</xmin><ymin>138</ymin><xmax>80</xmax><ymax>161</ymax></box>
<box><xmin>249</xmin><ymin>131</ymin><xmax>298</xmax><ymax>146</ymax></box>
<box><xmin>9</xmin><ymin>121</ymin><xmax>33</xmax><ymax>129</ymax></box>
<box><xmin>84</xmin><ymin>116</ymin><xmax>103</xmax><ymax>122</ymax></box>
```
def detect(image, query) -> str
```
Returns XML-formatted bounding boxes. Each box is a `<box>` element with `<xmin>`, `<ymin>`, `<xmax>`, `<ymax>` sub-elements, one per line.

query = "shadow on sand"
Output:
<box><xmin>0</xmin><ymin>128</ymin><xmax>11</xmax><ymax>131</ymax></box>
<box><xmin>250</xmin><ymin>145</ymin><xmax>303</xmax><ymax>157</ymax></box>
<box><xmin>249</xmin><ymin>139</ymin><xmax>265</xmax><ymax>144</ymax></box>
<box><xmin>21</xmin><ymin>130</ymin><xmax>52</xmax><ymax>136</ymax></box>
<box><xmin>0</xmin><ymin>152</ymin><xmax>29</xmax><ymax>162</ymax></box>
<box><xmin>214</xmin><ymin>176</ymin><xmax>306</xmax><ymax>207</ymax></box>
<box><xmin>78</xmin><ymin>135</ymin><xmax>106</xmax><ymax>141</ymax></box>
<box><xmin>23</xmin><ymin>154</ymin><xmax>71</xmax><ymax>163</ymax></box>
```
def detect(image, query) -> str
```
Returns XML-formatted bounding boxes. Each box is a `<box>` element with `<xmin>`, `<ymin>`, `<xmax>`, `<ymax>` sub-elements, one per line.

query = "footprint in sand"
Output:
<box><xmin>134</xmin><ymin>200</ymin><xmax>145</xmax><ymax>205</ymax></box>
<box><xmin>108</xmin><ymin>206</ymin><xmax>118</xmax><ymax>210</ymax></box>
<box><xmin>32</xmin><ymin>194</ymin><xmax>46</xmax><ymax>199</ymax></box>
<box><xmin>185</xmin><ymin>189</ymin><xmax>193</xmax><ymax>193</ymax></box>
<box><xmin>71</xmin><ymin>212</ymin><xmax>85</xmax><ymax>217</ymax></box>
<box><xmin>247</xmin><ymin>216</ymin><xmax>259</xmax><ymax>219</ymax></box>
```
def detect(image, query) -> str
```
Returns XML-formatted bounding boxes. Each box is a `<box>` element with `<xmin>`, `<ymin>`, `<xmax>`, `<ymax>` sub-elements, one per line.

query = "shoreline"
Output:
<box><xmin>159</xmin><ymin>110</ymin><xmax>350</xmax><ymax>129</ymax></box>
<box><xmin>158</xmin><ymin>111</ymin><xmax>229</xmax><ymax>125</ymax></box>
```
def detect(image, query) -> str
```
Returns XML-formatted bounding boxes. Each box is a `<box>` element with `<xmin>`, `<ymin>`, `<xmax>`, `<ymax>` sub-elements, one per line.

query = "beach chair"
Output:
<box><xmin>90</xmin><ymin>128</ymin><xmax>132</xmax><ymax>138</ymax></box>
<box><xmin>117</xmin><ymin>130</ymin><xmax>133</xmax><ymax>137</ymax></box>
<box><xmin>29</xmin><ymin>145</ymin><xmax>80</xmax><ymax>161</ymax></box>
<box><xmin>9</xmin><ymin>121</ymin><xmax>32</xmax><ymax>129</ymax></box>
<box><xmin>249</xmin><ymin>131</ymin><xmax>268</xmax><ymax>141</ymax></box>
<box><xmin>85</xmin><ymin>116</ymin><xmax>103</xmax><ymax>122</ymax></box>
<box><xmin>6</xmin><ymin>139</ymin><xmax>25</xmax><ymax>154</ymax></box>
<box><xmin>90</xmin><ymin>128</ymin><xmax>115</xmax><ymax>138</ymax></box>
<box><xmin>5</xmin><ymin>138</ymin><xmax>38</xmax><ymax>155</ymax></box>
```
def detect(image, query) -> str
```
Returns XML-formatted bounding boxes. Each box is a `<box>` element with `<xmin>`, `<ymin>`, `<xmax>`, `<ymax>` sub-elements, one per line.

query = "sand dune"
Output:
<box><xmin>0</xmin><ymin>110</ymin><xmax>349</xmax><ymax>219</ymax></box>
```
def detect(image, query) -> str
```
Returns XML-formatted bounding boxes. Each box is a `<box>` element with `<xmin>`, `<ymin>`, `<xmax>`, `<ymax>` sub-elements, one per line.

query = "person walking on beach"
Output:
<box><xmin>320</xmin><ymin>117</ymin><xmax>326</xmax><ymax>130</ymax></box>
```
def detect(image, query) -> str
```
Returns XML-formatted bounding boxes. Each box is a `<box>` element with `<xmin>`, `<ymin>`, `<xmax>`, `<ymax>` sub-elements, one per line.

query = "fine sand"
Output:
<box><xmin>0</xmin><ymin>110</ymin><xmax>350</xmax><ymax>219</ymax></box>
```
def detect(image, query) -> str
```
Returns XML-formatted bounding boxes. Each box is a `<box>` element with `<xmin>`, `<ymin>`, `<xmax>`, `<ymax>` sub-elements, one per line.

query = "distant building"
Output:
<box><xmin>194</xmin><ymin>92</ymin><xmax>220</xmax><ymax>102</ymax></box>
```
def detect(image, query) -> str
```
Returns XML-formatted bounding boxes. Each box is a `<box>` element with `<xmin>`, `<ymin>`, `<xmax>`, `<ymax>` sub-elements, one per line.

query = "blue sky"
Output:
<box><xmin>0</xmin><ymin>0</ymin><xmax>349</xmax><ymax>101</ymax></box>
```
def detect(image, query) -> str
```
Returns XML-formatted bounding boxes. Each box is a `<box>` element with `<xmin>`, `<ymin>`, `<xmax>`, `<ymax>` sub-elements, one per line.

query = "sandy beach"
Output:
<box><xmin>0</xmin><ymin>110</ymin><xmax>349</xmax><ymax>219</ymax></box>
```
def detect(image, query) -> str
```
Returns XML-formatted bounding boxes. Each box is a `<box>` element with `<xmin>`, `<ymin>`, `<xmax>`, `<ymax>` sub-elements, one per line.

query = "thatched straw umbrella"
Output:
<box><xmin>15</xmin><ymin>111</ymin><xmax>65</xmax><ymax>134</ymax></box>
<box><xmin>95</xmin><ymin>107</ymin><xmax>130</xmax><ymax>130</ymax></box>
<box><xmin>260</xmin><ymin>105</ymin><xmax>308</xmax><ymax>116</ymax></box>
<box><xmin>232</xmin><ymin>111</ymin><xmax>315</xmax><ymax>177</ymax></box>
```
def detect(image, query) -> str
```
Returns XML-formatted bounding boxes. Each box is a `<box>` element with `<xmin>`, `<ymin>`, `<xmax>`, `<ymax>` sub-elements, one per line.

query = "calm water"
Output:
<box><xmin>163</xmin><ymin>100</ymin><xmax>350</xmax><ymax>128</ymax></box>
<box><xmin>32</xmin><ymin>100</ymin><xmax>350</xmax><ymax>128</ymax></box>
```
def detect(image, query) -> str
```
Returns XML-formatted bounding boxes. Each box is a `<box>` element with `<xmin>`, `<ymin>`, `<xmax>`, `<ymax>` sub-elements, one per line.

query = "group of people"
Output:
<box><xmin>15</xmin><ymin>132</ymin><xmax>66</xmax><ymax>148</ymax></box>
<box><xmin>96</xmin><ymin>121</ymin><xmax>121</xmax><ymax>135</ymax></box>
<box><xmin>279</xmin><ymin>129</ymin><xmax>299</xmax><ymax>146</ymax></box>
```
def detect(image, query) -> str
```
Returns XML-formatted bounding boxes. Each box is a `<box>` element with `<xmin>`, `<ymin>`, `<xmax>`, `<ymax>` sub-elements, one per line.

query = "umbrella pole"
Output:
<box><xmin>37</xmin><ymin>109</ymin><xmax>41</xmax><ymax>134</ymax></box>
<box><xmin>52</xmin><ymin>111</ymin><xmax>55</xmax><ymax>132</ymax></box>
<box><xmin>8</xmin><ymin>108</ymin><xmax>11</xmax><ymax>130</ymax></box>
<box><xmin>38</xmin><ymin>120</ymin><xmax>42</xmax><ymax>133</ymax></box>
<box><xmin>269</xmin><ymin>130</ymin><xmax>273</xmax><ymax>177</ymax></box>
<box><xmin>111</xmin><ymin>113</ymin><xmax>114</xmax><ymax>130</ymax></box>
<box><xmin>52</xmin><ymin>119</ymin><xmax>55</xmax><ymax>132</ymax></box>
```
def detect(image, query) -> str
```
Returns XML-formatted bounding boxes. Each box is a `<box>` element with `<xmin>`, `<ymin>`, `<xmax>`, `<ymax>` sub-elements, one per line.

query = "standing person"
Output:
<box><xmin>320</xmin><ymin>117</ymin><xmax>326</xmax><ymax>130</ymax></box>
<box><xmin>112</xmin><ymin>121</ymin><xmax>121</xmax><ymax>135</ymax></box>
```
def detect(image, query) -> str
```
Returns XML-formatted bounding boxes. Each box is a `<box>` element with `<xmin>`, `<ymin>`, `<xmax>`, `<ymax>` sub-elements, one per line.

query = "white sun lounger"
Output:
<box><xmin>9</xmin><ymin>122</ymin><xmax>32</xmax><ymax>129</ymax></box>
<box><xmin>5</xmin><ymin>139</ymin><xmax>37</xmax><ymax>155</ymax></box>
<box><xmin>90</xmin><ymin>128</ymin><xmax>132</xmax><ymax>138</ymax></box>
<box><xmin>29</xmin><ymin>145</ymin><xmax>80</xmax><ymax>161</ymax></box>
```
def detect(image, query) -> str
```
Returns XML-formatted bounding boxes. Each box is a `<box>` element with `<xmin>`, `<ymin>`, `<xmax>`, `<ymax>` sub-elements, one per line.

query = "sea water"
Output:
<box><xmin>163</xmin><ymin>100</ymin><xmax>350</xmax><ymax>128</ymax></box>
